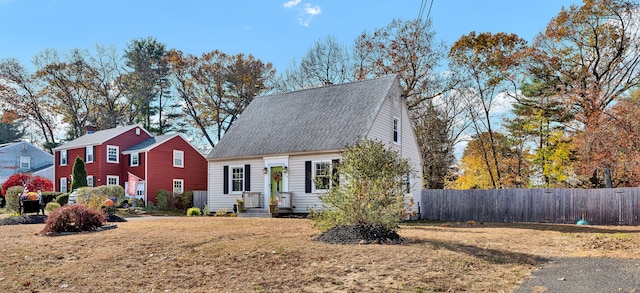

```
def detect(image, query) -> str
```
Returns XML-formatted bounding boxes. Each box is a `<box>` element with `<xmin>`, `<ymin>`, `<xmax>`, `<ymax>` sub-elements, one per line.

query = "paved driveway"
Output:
<box><xmin>514</xmin><ymin>258</ymin><xmax>640</xmax><ymax>293</ymax></box>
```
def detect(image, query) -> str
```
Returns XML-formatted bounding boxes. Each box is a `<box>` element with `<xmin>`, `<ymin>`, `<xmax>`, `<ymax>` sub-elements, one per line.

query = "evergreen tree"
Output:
<box><xmin>0</xmin><ymin>121</ymin><xmax>24</xmax><ymax>144</ymax></box>
<box><xmin>71</xmin><ymin>156</ymin><xmax>88</xmax><ymax>191</ymax></box>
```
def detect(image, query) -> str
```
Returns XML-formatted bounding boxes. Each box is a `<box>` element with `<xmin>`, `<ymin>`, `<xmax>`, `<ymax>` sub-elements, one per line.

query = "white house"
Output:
<box><xmin>0</xmin><ymin>141</ymin><xmax>54</xmax><ymax>184</ymax></box>
<box><xmin>206</xmin><ymin>75</ymin><xmax>423</xmax><ymax>214</ymax></box>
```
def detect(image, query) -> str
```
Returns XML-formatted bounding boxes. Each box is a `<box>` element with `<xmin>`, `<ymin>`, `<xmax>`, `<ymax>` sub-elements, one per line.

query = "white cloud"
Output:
<box><xmin>282</xmin><ymin>0</ymin><xmax>301</xmax><ymax>8</ymax></box>
<box><xmin>303</xmin><ymin>4</ymin><xmax>321</xmax><ymax>15</ymax></box>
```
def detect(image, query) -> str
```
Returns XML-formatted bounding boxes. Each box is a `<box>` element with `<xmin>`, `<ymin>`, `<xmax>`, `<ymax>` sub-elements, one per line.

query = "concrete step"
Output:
<box><xmin>237</xmin><ymin>208</ymin><xmax>272</xmax><ymax>218</ymax></box>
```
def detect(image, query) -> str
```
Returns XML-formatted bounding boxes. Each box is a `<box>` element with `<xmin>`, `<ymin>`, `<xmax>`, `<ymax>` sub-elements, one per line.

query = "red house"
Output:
<box><xmin>53</xmin><ymin>125</ymin><xmax>207</xmax><ymax>204</ymax></box>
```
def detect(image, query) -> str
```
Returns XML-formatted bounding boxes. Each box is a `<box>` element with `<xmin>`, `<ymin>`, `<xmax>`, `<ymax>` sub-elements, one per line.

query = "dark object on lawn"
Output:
<box><xmin>316</xmin><ymin>223</ymin><xmax>404</xmax><ymax>245</ymax></box>
<box><xmin>106</xmin><ymin>214</ymin><xmax>127</xmax><ymax>222</ymax></box>
<box><xmin>20</xmin><ymin>199</ymin><xmax>45</xmax><ymax>215</ymax></box>
<box><xmin>0</xmin><ymin>215</ymin><xmax>47</xmax><ymax>225</ymax></box>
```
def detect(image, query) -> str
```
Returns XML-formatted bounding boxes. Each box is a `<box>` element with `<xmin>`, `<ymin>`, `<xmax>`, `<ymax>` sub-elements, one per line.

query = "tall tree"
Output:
<box><xmin>449</xmin><ymin>32</ymin><xmax>528</xmax><ymax>188</ymax></box>
<box><xmin>34</xmin><ymin>48</ymin><xmax>97</xmax><ymax>140</ymax></box>
<box><xmin>274</xmin><ymin>35</ymin><xmax>353</xmax><ymax>92</ymax></box>
<box><xmin>122</xmin><ymin>37</ymin><xmax>175</xmax><ymax>134</ymax></box>
<box><xmin>0</xmin><ymin>58</ymin><xmax>59</xmax><ymax>152</ymax></box>
<box><xmin>533</xmin><ymin>0</ymin><xmax>640</xmax><ymax>185</ymax></box>
<box><xmin>165</xmin><ymin>49</ymin><xmax>275</xmax><ymax>148</ymax></box>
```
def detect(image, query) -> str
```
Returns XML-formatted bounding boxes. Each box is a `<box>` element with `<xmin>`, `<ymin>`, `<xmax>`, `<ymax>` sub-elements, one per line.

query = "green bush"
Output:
<box><xmin>203</xmin><ymin>205</ymin><xmax>210</xmax><ymax>216</ymax></box>
<box><xmin>73</xmin><ymin>187</ymin><xmax>94</xmax><ymax>204</ymax></box>
<box><xmin>155</xmin><ymin>189</ymin><xmax>170</xmax><ymax>210</ymax></box>
<box><xmin>186</xmin><ymin>207</ymin><xmax>201</xmax><ymax>216</ymax></box>
<box><xmin>95</xmin><ymin>185</ymin><xmax>125</xmax><ymax>203</ymax></box>
<box><xmin>175</xmin><ymin>191</ymin><xmax>193</xmax><ymax>212</ymax></box>
<box><xmin>41</xmin><ymin>192</ymin><xmax>62</xmax><ymax>205</ymax></box>
<box><xmin>40</xmin><ymin>204</ymin><xmax>105</xmax><ymax>233</ymax></box>
<box><xmin>45</xmin><ymin>202</ymin><xmax>61</xmax><ymax>213</ymax></box>
<box><xmin>310</xmin><ymin>139</ymin><xmax>413</xmax><ymax>231</ymax></box>
<box><xmin>5</xmin><ymin>186</ymin><xmax>24</xmax><ymax>213</ymax></box>
<box><xmin>56</xmin><ymin>193</ymin><xmax>69</xmax><ymax>206</ymax></box>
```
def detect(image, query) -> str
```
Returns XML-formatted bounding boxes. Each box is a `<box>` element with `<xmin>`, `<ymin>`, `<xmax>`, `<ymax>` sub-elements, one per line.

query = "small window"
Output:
<box><xmin>393</xmin><ymin>118</ymin><xmax>399</xmax><ymax>143</ymax></box>
<box><xmin>107</xmin><ymin>145</ymin><xmax>119</xmax><ymax>163</ymax></box>
<box><xmin>85</xmin><ymin>146</ymin><xmax>94</xmax><ymax>163</ymax></box>
<box><xmin>173</xmin><ymin>150</ymin><xmax>184</xmax><ymax>168</ymax></box>
<box><xmin>20</xmin><ymin>156</ymin><xmax>30</xmax><ymax>169</ymax></box>
<box><xmin>107</xmin><ymin>175</ymin><xmax>119</xmax><ymax>185</ymax></box>
<box><xmin>136</xmin><ymin>128</ymin><xmax>140</xmax><ymax>135</ymax></box>
<box><xmin>60</xmin><ymin>177</ymin><xmax>68</xmax><ymax>193</ymax></box>
<box><xmin>314</xmin><ymin>161</ymin><xmax>331</xmax><ymax>191</ymax></box>
<box><xmin>130</xmin><ymin>153</ymin><xmax>139</xmax><ymax>167</ymax></box>
<box><xmin>231</xmin><ymin>167</ymin><xmax>244</xmax><ymax>192</ymax></box>
<box><xmin>60</xmin><ymin>150</ymin><xmax>68</xmax><ymax>166</ymax></box>
<box><xmin>173</xmin><ymin>179</ymin><xmax>184</xmax><ymax>194</ymax></box>
<box><xmin>87</xmin><ymin>176</ymin><xmax>94</xmax><ymax>188</ymax></box>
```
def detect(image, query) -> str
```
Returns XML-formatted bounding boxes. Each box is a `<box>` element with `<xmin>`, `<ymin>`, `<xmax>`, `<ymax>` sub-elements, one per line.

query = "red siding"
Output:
<box><xmin>145</xmin><ymin>136</ymin><xmax>207</xmax><ymax>204</ymax></box>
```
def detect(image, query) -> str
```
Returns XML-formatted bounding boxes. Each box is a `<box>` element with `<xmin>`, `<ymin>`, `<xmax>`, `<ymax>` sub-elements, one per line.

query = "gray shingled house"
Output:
<box><xmin>206</xmin><ymin>75</ymin><xmax>422</xmax><ymax>215</ymax></box>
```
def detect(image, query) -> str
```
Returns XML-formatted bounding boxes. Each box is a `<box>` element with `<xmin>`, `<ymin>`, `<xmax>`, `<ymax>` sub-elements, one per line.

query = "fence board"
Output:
<box><xmin>421</xmin><ymin>188</ymin><xmax>640</xmax><ymax>225</ymax></box>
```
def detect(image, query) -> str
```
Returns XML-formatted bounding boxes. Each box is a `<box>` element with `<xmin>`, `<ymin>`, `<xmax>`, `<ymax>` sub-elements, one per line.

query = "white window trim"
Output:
<box><xmin>312</xmin><ymin>160</ymin><xmax>332</xmax><ymax>193</ymax></box>
<box><xmin>87</xmin><ymin>175</ymin><xmax>94</xmax><ymax>188</ymax></box>
<box><xmin>60</xmin><ymin>150</ymin><xmax>68</xmax><ymax>166</ymax></box>
<box><xmin>130</xmin><ymin>153</ymin><xmax>140</xmax><ymax>167</ymax></box>
<box><xmin>230</xmin><ymin>166</ymin><xmax>244</xmax><ymax>194</ymax></box>
<box><xmin>107</xmin><ymin>145</ymin><xmax>119</xmax><ymax>163</ymax></box>
<box><xmin>173</xmin><ymin>179</ymin><xmax>184</xmax><ymax>194</ymax></box>
<box><xmin>106</xmin><ymin>175</ymin><xmax>119</xmax><ymax>186</ymax></box>
<box><xmin>173</xmin><ymin>150</ymin><xmax>184</xmax><ymax>168</ymax></box>
<box><xmin>393</xmin><ymin>117</ymin><xmax>400</xmax><ymax>144</ymax></box>
<box><xmin>20</xmin><ymin>156</ymin><xmax>30</xmax><ymax>169</ymax></box>
<box><xmin>60</xmin><ymin>177</ymin><xmax>68</xmax><ymax>193</ymax></box>
<box><xmin>85</xmin><ymin>146</ymin><xmax>94</xmax><ymax>163</ymax></box>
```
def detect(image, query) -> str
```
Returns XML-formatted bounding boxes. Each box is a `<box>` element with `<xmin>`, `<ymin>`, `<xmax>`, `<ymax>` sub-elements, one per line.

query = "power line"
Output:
<box><xmin>419</xmin><ymin>0</ymin><xmax>434</xmax><ymax>21</ymax></box>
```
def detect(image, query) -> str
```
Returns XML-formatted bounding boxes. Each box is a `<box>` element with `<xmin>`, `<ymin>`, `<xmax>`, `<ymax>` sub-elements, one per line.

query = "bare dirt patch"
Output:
<box><xmin>0</xmin><ymin>218</ymin><xmax>639</xmax><ymax>292</ymax></box>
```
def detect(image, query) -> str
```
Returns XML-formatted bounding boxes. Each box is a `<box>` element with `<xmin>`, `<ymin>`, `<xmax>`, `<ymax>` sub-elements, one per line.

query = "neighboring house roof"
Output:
<box><xmin>30</xmin><ymin>163</ymin><xmax>54</xmax><ymax>173</ymax></box>
<box><xmin>207</xmin><ymin>75</ymin><xmax>398</xmax><ymax>160</ymax></box>
<box><xmin>121</xmin><ymin>134</ymin><xmax>176</xmax><ymax>154</ymax></box>
<box><xmin>53</xmin><ymin>124</ymin><xmax>148</xmax><ymax>150</ymax></box>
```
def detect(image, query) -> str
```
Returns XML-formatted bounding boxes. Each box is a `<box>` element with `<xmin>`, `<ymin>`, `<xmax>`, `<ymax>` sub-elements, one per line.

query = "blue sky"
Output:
<box><xmin>1</xmin><ymin>0</ymin><xmax>580</xmax><ymax>73</ymax></box>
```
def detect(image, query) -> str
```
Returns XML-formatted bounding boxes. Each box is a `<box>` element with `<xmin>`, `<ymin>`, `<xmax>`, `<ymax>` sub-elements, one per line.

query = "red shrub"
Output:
<box><xmin>1</xmin><ymin>173</ymin><xmax>53</xmax><ymax>196</ymax></box>
<box><xmin>40</xmin><ymin>204</ymin><xmax>106</xmax><ymax>234</ymax></box>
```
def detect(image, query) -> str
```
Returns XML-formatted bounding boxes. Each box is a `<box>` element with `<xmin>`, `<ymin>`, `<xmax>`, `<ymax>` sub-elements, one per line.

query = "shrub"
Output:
<box><xmin>145</xmin><ymin>201</ymin><xmax>156</xmax><ymax>212</ymax></box>
<box><xmin>41</xmin><ymin>192</ymin><xmax>62</xmax><ymax>205</ymax></box>
<box><xmin>73</xmin><ymin>187</ymin><xmax>94</xmax><ymax>204</ymax></box>
<box><xmin>45</xmin><ymin>202</ymin><xmax>61</xmax><ymax>213</ymax></box>
<box><xmin>56</xmin><ymin>193</ymin><xmax>69</xmax><ymax>206</ymax></box>
<box><xmin>70</xmin><ymin>156</ymin><xmax>87</xmax><ymax>190</ymax></box>
<box><xmin>203</xmin><ymin>205</ymin><xmax>210</xmax><ymax>216</ymax></box>
<box><xmin>155</xmin><ymin>190</ymin><xmax>170</xmax><ymax>210</ymax></box>
<box><xmin>186</xmin><ymin>207</ymin><xmax>201</xmax><ymax>216</ymax></box>
<box><xmin>5</xmin><ymin>186</ymin><xmax>24</xmax><ymax>213</ymax></box>
<box><xmin>215</xmin><ymin>208</ymin><xmax>228</xmax><ymax>216</ymax></box>
<box><xmin>40</xmin><ymin>204</ymin><xmax>105</xmax><ymax>234</ymax></box>
<box><xmin>175</xmin><ymin>191</ymin><xmax>193</xmax><ymax>212</ymax></box>
<box><xmin>310</xmin><ymin>139</ymin><xmax>413</xmax><ymax>231</ymax></box>
<box><xmin>95</xmin><ymin>185</ymin><xmax>125</xmax><ymax>203</ymax></box>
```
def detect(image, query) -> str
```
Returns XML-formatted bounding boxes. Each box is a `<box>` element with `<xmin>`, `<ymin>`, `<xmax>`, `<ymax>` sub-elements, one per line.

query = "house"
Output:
<box><xmin>53</xmin><ymin>125</ymin><xmax>207</xmax><ymax>204</ymax></box>
<box><xmin>206</xmin><ymin>75</ymin><xmax>423</xmax><ymax>214</ymax></box>
<box><xmin>0</xmin><ymin>141</ymin><xmax>54</xmax><ymax>184</ymax></box>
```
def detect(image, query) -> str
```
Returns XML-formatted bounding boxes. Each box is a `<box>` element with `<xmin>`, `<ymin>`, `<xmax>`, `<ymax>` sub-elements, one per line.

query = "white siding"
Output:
<box><xmin>365</xmin><ymin>85</ymin><xmax>423</xmax><ymax>214</ymax></box>
<box><xmin>207</xmin><ymin>158</ymin><xmax>264</xmax><ymax>211</ymax></box>
<box><xmin>288</xmin><ymin>153</ymin><xmax>341</xmax><ymax>213</ymax></box>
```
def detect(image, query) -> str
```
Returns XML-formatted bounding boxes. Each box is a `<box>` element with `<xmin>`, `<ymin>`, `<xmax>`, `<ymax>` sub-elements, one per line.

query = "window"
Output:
<box><xmin>173</xmin><ymin>179</ymin><xmax>184</xmax><ymax>194</ymax></box>
<box><xmin>60</xmin><ymin>150</ymin><xmax>68</xmax><ymax>166</ymax></box>
<box><xmin>107</xmin><ymin>145</ymin><xmax>119</xmax><ymax>163</ymax></box>
<box><xmin>20</xmin><ymin>156</ymin><xmax>30</xmax><ymax>169</ymax></box>
<box><xmin>173</xmin><ymin>150</ymin><xmax>184</xmax><ymax>168</ymax></box>
<box><xmin>60</xmin><ymin>177</ymin><xmax>68</xmax><ymax>193</ymax></box>
<box><xmin>231</xmin><ymin>167</ymin><xmax>244</xmax><ymax>192</ymax></box>
<box><xmin>314</xmin><ymin>161</ymin><xmax>331</xmax><ymax>191</ymax></box>
<box><xmin>85</xmin><ymin>146</ymin><xmax>94</xmax><ymax>163</ymax></box>
<box><xmin>403</xmin><ymin>173</ymin><xmax>412</xmax><ymax>194</ymax></box>
<box><xmin>130</xmin><ymin>153</ymin><xmax>139</xmax><ymax>167</ymax></box>
<box><xmin>87</xmin><ymin>176</ymin><xmax>94</xmax><ymax>188</ymax></box>
<box><xmin>393</xmin><ymin>118</ymin><xmax>399</xmax><ymax>143</ymax></box>
<box><xmin>106</xmin><ymin>175</ymin><xmax>119</xmax><ymax>185</ymax></box>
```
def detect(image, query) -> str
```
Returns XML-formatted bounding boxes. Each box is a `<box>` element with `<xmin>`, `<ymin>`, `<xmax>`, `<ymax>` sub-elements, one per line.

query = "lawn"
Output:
<box><xmin>1</xmin><ymin>217</ymin><xmax>639</xmax><ymax>292</ymax></box>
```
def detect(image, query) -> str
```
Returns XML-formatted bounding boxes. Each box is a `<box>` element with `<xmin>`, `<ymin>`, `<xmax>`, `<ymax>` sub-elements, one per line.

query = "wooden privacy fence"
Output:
<box><xmin>421</xmin><ymin>188</ymin><xmax>640</xmax><ymax>225</ymax></box>
<box><xmin>192</xmin><ymin>191</ymin><xmax>207</xmax><ymax>211</ymax></box>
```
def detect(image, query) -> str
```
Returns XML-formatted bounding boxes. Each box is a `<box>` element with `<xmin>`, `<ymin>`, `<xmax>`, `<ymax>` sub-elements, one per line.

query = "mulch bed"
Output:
<box><xmin>315</xmin><ymin>223</ymin><xmax>404</xmax><ymax>245</ymax></box>
<box><xmin>0</xmin><ymin>214</ymin><xmax>127</xmax><ymax>226</ymax></box>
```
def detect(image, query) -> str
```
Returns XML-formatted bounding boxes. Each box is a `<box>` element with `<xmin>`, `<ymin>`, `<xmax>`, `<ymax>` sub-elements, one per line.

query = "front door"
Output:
<box><xmin>270</xmin><ymin>166</ymin><xmax>283</xmax><ymax>198</ymax></box>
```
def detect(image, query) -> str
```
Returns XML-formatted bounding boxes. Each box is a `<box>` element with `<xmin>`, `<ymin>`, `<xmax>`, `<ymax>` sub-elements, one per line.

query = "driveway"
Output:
<box><xmin>514</xmin><ymin>258</ymin><xmax>640</xmax><ymax>293</ymax></box>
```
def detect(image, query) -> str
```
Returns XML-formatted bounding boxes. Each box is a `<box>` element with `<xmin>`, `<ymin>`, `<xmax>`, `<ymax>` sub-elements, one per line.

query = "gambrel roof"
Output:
<box><xmin>207</xmin><ymin>75</ymin><xmax>399</xmax><ymax>160</ymax></box>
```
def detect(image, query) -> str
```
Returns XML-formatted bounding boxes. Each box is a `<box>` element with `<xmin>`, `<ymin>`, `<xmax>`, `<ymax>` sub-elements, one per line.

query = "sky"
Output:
<box><xmin>0</xmin><ymin>0</ymin><xmax>581</xmax><ymax>73</ymax></box>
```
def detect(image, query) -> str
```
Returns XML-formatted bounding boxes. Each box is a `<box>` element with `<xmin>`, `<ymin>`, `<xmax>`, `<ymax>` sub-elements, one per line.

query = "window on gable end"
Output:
<box><xmin>173</xmin><ymin>150</ymin><xmax>184</xmax><ymax>168</ymax></box>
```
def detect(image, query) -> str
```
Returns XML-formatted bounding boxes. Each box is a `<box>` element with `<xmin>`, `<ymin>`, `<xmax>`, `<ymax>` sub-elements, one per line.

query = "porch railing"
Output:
<box><xmin>242</xmin><ymin>192</ymin><xmax>263</xmax><ymax>208</ymax></box>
